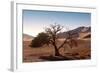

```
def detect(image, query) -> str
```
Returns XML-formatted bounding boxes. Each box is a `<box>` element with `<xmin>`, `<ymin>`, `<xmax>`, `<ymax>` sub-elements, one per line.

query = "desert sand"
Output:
<box><xmin>23</xmin><ymin>38</ymin><xmax>91</xmax><ymax>62</ymax></box>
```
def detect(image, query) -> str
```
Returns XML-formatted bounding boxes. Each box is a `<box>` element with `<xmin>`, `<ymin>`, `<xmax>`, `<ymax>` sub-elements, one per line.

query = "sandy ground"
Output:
<box><xmin>23</xmin><ymin>39</ymin><xmax>91</xmax><ymax>62</ymax></box>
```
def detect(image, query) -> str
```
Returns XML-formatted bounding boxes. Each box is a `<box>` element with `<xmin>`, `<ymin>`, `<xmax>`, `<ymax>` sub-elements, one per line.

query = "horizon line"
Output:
<box><xmin>23</xmin><ymin>25</ymin><xmax>91</xmax><ymax>37</ymax></box>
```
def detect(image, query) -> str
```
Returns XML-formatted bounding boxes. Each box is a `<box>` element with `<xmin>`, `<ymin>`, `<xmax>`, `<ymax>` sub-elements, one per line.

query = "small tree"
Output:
<box><xmin>45</xmin><ymin>23</ymin><xmax>75</xmax><ymax>56</ymax></box>
<box><xmin>30</xmin><ymin>32</ymin><xmax>50</xmax><ymax>47</ymax></box>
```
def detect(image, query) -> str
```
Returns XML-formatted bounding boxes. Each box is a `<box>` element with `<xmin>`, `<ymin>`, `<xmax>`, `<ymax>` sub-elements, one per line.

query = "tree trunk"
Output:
<box><xmin>54</xmin><ymin>47</ymin><xmax>60</xmax><ymax>56</ymax></box>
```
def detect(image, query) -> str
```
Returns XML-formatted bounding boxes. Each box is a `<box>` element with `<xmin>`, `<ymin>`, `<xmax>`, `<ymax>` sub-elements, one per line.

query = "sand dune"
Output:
<box><xmin>23</xmin><ymin>34</ymin><xmax>34</xmax><ymax>41</ymax></box>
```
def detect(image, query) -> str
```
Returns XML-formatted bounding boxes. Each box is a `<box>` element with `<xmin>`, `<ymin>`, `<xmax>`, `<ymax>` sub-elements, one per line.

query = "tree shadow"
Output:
<box><xmin>39</xmin><ymin>55</ymin><xmax>75</xmax><ymax>61</ymax></box>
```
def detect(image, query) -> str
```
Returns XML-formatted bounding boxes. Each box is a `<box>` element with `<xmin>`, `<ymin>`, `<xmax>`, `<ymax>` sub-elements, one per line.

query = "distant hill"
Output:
<box><xmin>23</xmin><ymin>34</ymin><xmax>34</xmax><ymax>41</ymax></box>
<box><xmin>57</xmin><ymin>26</ymin><xmax>91</xmax><ymax>39</ymax></box>
<box><xmin>79</xmin><ymin>32</ymin><xmax>91</xmax><ymax>39</ymax></box>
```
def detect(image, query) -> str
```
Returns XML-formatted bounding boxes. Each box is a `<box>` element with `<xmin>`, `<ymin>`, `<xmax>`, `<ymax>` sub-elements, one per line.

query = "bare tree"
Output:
<box><xmin>45</xmin><ymin>23</ymin><xmax>76</xmax><ymax>56</ymax></box>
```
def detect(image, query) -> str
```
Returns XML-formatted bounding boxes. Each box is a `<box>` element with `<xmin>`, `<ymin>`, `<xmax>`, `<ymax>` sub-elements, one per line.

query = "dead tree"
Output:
<box><xmin>45</xmin><ymin>23</ymin><xmax>77</xmax><ymax>56</ymax></box>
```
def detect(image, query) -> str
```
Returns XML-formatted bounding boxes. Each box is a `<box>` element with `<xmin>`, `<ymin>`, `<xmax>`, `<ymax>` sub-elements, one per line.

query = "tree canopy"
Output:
<box><xmin>30</xmin><ymin>32</ymin><xmax>50</xmax><ymax>47</ymax></box>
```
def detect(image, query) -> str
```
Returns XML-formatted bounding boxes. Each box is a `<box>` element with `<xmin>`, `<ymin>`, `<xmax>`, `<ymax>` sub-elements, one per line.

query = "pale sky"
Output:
<box><xmin>23</xmin><ymin>10</ymin><xmax>91</xmax><ymax>37</ymax></box>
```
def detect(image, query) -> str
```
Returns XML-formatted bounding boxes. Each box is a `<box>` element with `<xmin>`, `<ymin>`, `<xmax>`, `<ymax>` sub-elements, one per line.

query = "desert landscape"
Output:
<box><xmin>23</xmin><ymin>10</ymin><xmax>91</xmax><ymax>62</ymax></box>
<box><xmin>23</xmin><ymin>26</ymin><xmax>91</xmax><ymax>62</ymax></box>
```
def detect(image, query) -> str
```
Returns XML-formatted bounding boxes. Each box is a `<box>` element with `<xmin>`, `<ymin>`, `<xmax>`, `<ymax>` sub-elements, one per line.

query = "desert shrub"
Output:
<box><xmin>30</xmin><ymin>32</ymin><xmax>50</xmax><ymax>47</ymax></box>
<box><xmin>30</xmin><ymin>37</ymin><xmax>42</xmax><ymax>47</ymax></box>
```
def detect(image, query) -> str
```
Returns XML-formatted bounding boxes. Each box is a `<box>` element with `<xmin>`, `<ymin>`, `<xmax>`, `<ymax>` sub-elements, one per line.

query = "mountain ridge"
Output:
<box><xmin>57</xmin><ymin>26</ymin><xmax>91</xmax><ymax>38</ymax></box>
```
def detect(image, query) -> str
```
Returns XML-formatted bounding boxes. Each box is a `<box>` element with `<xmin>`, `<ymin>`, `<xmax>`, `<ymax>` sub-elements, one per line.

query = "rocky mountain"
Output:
<box><xmin>57</xmin><ymin>26</ymin><xmax>91</xmax><ymax>38</ymax></box>
<box><xmin>23</xmin><ymin>34</ymin><xmax>34</xmax><ymax>41</ymax></box>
